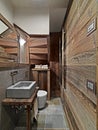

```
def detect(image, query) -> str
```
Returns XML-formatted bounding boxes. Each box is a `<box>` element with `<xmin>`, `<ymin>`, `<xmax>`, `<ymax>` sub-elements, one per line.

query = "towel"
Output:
<box><xmin>31</xmin><ymin>98</ymin><xmax>38</xmax><ymax>123</ymax></box>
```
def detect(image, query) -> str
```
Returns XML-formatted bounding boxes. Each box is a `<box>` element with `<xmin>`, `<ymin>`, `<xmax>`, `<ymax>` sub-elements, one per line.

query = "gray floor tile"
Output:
<box><xmin>14</xmin><ymin>127</ymin><xmax>26</xmax><ymax>130</ymax></box>
<box><xmin>45</xmin><ymin>115</ymin><xmax>67</xmax><ymax>128</ymax></box>
<box><xmin>14</xmin><ymin>98</ymin><xmax>70</xmax><ymax>130</ymax></box>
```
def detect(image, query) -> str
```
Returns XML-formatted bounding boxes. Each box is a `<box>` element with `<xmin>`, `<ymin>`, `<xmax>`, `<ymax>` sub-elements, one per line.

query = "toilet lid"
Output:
<box><xmin>37</xmin><ymin>90</ymin><xmax>47</xmax><ymax>97</ymax></box>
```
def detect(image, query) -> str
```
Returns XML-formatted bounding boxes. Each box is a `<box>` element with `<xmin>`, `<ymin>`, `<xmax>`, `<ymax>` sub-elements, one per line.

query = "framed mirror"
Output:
<box><xmin>0</xmin><ymin>13</ymin><xmax>18</xmax><ymax>63</ymax></box>
<box><xmin>0</xmin><ymin>13</ymin><xmax>14</xmax><ymax>37</ymax></box>
<box><xmin>0</xmin><ymin>20</ymin><xmax>9</xmax><ymax>34</ymax></box>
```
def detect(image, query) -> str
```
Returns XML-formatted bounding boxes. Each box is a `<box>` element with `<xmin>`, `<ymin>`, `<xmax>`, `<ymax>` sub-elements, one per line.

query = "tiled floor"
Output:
<box><xmin>14</xmin><ymin>98</ymin><xmax>70</xmax><ymax>130</ymax></box>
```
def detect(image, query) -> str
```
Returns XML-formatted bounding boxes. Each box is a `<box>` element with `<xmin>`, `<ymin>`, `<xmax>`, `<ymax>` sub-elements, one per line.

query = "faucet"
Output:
<box><xmin>10</xmin><ymin>71</ymin><xmax>18</xmax><ymax>76</ymax></box>
<box><xmin>10</xmin><ymin>71</ymin><xmax>18</xmax><ymax>84</ymax></box>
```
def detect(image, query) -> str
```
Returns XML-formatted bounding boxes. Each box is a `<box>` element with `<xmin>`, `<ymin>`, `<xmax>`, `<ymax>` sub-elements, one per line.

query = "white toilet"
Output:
<box><xmin>37</xmin><ymin>90</ymin><xmax>47</xmax><ymax>109</ymax></box>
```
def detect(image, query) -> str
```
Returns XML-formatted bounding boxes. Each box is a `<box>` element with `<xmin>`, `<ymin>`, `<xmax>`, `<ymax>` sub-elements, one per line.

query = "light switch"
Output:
<box><xmin>87</xmin><ymin>18</ymin><xmax>96</xmax><ymax>36</ymax></box>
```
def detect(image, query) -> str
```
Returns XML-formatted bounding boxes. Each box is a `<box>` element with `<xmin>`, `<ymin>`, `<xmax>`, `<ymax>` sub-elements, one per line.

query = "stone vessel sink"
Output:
<box><xmin>6</xmin><ymin>81</ymin><xmax>37</xmax><ymax>98</ymax></box>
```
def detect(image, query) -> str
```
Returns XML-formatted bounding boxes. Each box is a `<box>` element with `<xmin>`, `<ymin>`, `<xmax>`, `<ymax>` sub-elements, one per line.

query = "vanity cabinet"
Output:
<box><xmin>31</xmin><ymin>68</ymin><xmax>50</xmax><ymax>100</ymax></box>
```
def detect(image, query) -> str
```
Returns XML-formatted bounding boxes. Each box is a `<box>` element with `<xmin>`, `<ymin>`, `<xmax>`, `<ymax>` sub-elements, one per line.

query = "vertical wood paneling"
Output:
<box><xmin>50</xmin><ymin>33</ymin><xmax>61</xmax><ymax>97</ymax></box>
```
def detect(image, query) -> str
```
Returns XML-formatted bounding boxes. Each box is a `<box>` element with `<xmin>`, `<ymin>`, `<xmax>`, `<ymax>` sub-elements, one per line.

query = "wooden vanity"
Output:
<box><xmin>32</xmin><ymin>68</ymin><xmax>50</xmax><ymax>100</ymax></box>
<box><xmin>2</xmin><ymin>87</ymin><xmax>38</xmax><ymax>130</ymax></box>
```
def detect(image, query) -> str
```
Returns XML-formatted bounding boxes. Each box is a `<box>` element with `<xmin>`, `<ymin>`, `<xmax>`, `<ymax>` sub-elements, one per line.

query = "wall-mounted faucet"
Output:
<box><xmin>10</xmin><ymin>71</ymin><xmax>18</xmax><ymax>84</ymax></box>
<box><xmin>10</xmin><ymin>71</ymin><xmax>18</xmax><ymax>76</ymax></box>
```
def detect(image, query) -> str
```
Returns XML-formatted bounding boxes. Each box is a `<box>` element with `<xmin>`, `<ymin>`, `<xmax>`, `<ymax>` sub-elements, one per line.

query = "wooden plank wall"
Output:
<box><xmin>50</xmin><ymin>32</ymin><xmax>61</xmax><ymax>97</ymax></box>
<box><xmin>63</xmin><ymin>0</ymin><xmax>98</xmax><ymax>130</ymax></box>
<box><xmin>0</xmin><ymin>26</ymin><xmax>18</xmax><ymax>63</ymax></box>
<box><xmin>31</xmin><ymin>70</ymin><xmax>47</xmax><ymax>90</ymax></box>
<box><xmin>0</xmin><ymin>39</ymin><xmax>18</xmax><ymax>62</ymax></box>
<box><xmin>28</xmin><ymin>37</ymin><xmax>48</xmax><ymax>65</ymax></box>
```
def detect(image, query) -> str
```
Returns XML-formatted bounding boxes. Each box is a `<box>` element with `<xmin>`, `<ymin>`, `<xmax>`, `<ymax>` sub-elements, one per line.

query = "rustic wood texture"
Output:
<box><xmin>29</xmin><ymin>37</ymin><xmax>48</xmax><ymax>65</ymax></box>
<box><xmin>5</xmin><ymin>48</ymin><xmax>18</xmax><ymax>55</ymax></box>
<box><xmin>63</xmin><ymin>84</ymin><xmax>96</xmax><ymax>130</ymax></box>
<box><xmin>0</xmin><ymin>38</ymin><xmax>18</xmax><ymax>60</ymax></box>
<box><xmin>50</xmin><ymin>33</ymin><xmax>61</xmax><ymax>97</ymax></box>
<box><xmin>0</xmin><ymin>39</ymin><xmax>17</xmax><ymax>47</ymax></box>
<box><xmin>28</xmin><ymin>38</ymin><xmax>47</xmax><ymax>48</ymax></box>
<box><xmin>0</xmin><ymin>46</ymin><xmax>5</xmax><ymax>53</ymax></box>
<box><xmin>30</xmin><ymin>54</ymin><xmax>47</xmax><ymax>60</ymax></box>
<box><xmin>0</xmin><ymin>62</ymin><xmax>29</xmax><ymax>69</ymax></box>
<box><xmin>0</xmin><ymin>14</ymin><xmax>18</xmax><ymax>63</ymax></box>
<box><xmin>31</xmin><ymin>69</ymin><xmax>50</xmax><ymax>100</ymax></box>
<box><xmin>2</xmin><ymin>88</ymin><xmax>38</xmax><ymax>105</ymax></box>
<box><xmin>65</xmin><ymin>65</ymin><xmax>96</xmax><ymax>104</ymax></box>
<box><xmin>63</xmin><ymin>0</ymin><xmax>98</xmax><ymax>130</ymax></box>
<box><xmin>0</xmin><ymin>45</ymin><xmax>17</xmax><ymax>63</ymax></box>
<box><xmin>30</xmin><ymin>48</ymin><xmax>48</xmax><ymax>54</ymax></box>
<box><xmin>2</xmin><ymin>88</ymin><xmax>38</xmax><ymax>130</ymax></box>
<box><xmin>0</xmin><ymin>52</ymin><xmax>16</xmax><ymax>59</ymax></box>
<box><xmin>30</xmin><ymin>59</ymin><xmax>48</xmax><ymax>65</ymax></box>
<box><xmin>32</xmin><ymin>70</ymin><xmax>47</xmax><ymax>90</ymax></box>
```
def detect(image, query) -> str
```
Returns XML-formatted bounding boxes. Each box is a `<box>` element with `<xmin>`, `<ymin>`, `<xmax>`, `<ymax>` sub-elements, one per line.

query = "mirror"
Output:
<box><xmin>0</xmin><ymin>13</ymin><xmax>18</xmax><ymax>63</ymax></box>
<box><xmin>0</xmin><ymin>13</ymin><xmax>14</xmax><ymax>37</ymax></box>
<box><xmin>0</xmin><ymin>13</ymin><xmax>29</xmax><ymax>64</ymax></box>
<box><xmin>0</xmin><ymin>20</ymin><xmax>8</xmax><ymax>34</ymax></box>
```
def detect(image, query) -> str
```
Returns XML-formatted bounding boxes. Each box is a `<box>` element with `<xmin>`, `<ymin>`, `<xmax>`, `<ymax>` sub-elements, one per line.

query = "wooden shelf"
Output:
<box><xmin>32</xmin><ymin>68</ymin><xmax>50</xmax><ymax>71</ymax></box>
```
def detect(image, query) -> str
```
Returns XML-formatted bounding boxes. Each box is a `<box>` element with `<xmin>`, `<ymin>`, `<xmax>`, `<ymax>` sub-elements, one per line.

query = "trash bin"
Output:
<box><xmin>37</xmin><ymin>90</ymin><xmax>47</xmax><ymax>109</ymax></box>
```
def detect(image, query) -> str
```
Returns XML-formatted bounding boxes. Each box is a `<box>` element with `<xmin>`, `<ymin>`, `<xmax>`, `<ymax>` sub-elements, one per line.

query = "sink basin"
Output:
<box><xmin>6</xmin><ymin>81</ymin><xmax>37</xmax><ymax>98</ymax></box>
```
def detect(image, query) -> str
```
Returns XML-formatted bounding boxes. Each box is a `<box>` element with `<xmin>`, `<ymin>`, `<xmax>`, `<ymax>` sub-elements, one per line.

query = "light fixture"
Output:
<box><xmin>19</xmin><ymin>37</ymin><xmax>26</xmax><ymax>46</ymax></box>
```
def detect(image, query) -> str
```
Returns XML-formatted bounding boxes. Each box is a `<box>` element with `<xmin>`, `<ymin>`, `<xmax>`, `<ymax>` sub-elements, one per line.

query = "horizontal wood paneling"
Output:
<box><xmin>0</xmin><ymin>52</ymin><xmax>16</xmax><ymax>60</ymax></box>
<box><xmin>0</xmin><ymin>62</ymin><xmax>29</xmax><ymax>68</ymax></box>
<box><xmin>30</xmin><ymin>54</ymin><xmax>47</xmax><ymax>60</ymax></box>
<box><xmin>30</xmin><ymin>48</ymin><xmax>48</xmax><ymax>54</ymax></box>
<box><xmin>29</xmin><ymin>38</ymin><xmax>47</xmax><ymax>48</ymax></box>
<box><xmin>0</xmin><ymin>39</ymin><xmax>17</xmax><ymax>47</ymax></box>
<box><xmin>0</xmin><ymin>46</ymin><xmax>17</xmax><ymax>63</ymax></box>
<box><xmin>0</xmin><ymin>46</ymin><xmax>5</xmax><ymax>52</ymax></box>
<box><xmin>28</xmin><ymin>37</ymin><xmax>48</xmax><ymax>65</ymax></box>
<box><xmin>64</xmin><ymin>84</ymin><xmax>96</xmax><ymax>130</ymax></box>
<box><xmin>5</xmin><ymin>48</ymin><xmax>18</xmax><ymax>54</ymax></box>
<box><xmin>30</xmin><ymin>59</ymin><xmax>48</xmax><ymax>65</ymax></box>
<box><xmin>65</xmin><ymin>65</ymin><xmax>96</xmax><ymax>104</ymax></box>
<box><xmin>63</xmin><ymin>0</ymin><xmax>98</xmax><ymax>130</ymax></box>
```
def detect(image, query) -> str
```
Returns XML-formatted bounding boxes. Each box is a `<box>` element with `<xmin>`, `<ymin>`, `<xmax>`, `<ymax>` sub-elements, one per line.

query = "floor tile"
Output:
<box><xmin>37</xmin><ymin>114</ymin><xmax>45</xmax><ymax>128</ymax></box>
<box><xmin>14</xmin><ymin>127</ymin><xmax>26</xmax><ymax>130</ymax></box>
<box><xmin>14</xmin><ymin>98</ymin><xmax>70</xmax><ymax>130</ymax></box>
<box><xmin>45</xmin><ymin>115</ymin><xmax>67</xmax><ymax>128</ymax></box>
<box><xmin>44</xmin><ymin>128</ymin><xmax>69</xmax><ymax>130</ymax></box>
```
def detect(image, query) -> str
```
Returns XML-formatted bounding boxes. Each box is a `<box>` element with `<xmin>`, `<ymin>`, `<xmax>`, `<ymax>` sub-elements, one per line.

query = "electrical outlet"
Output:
<box><xmin>87</xmin><ymin>80</ymin><xmax>96</xmax><ymax>94</ymax></box>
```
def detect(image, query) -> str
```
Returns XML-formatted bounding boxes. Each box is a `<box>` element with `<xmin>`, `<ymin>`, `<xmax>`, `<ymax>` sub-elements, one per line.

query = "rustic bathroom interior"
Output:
<box><xmin>0</xmin><ymin>0</ymin><xmax>98</xmax><ymax>130</ymax></box>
